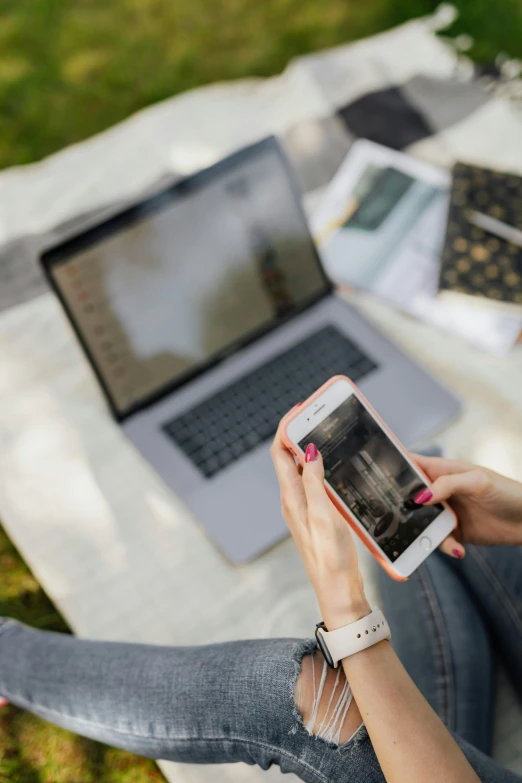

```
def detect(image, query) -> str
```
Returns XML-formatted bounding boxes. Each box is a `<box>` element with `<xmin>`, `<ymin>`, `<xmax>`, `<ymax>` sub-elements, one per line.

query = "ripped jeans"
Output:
<box><xmin>1</xmin><ymin>546</ymin><xmax>522</xmax><ymax>783</ymax></box>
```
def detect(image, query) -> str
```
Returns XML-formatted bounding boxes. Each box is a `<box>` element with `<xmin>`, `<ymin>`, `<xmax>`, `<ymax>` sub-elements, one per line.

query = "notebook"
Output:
<box><xmin>438</xmin><ymin>162</ymin><xmax>522</xmax><ymax>312</ymax></box>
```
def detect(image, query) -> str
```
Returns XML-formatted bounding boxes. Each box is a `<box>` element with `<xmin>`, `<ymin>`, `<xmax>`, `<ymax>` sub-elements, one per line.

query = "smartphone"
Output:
<box><xmin>282</xmin><ymin>375</ymin><xmax>457</xmax><ymax>581</ymax></box>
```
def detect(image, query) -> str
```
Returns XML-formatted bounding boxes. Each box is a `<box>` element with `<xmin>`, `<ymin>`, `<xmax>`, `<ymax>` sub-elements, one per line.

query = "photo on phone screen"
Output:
<box><xmin>298</xmin><ymin>395</ymin><xmax>444</xmax><ymax>562</ymax></box>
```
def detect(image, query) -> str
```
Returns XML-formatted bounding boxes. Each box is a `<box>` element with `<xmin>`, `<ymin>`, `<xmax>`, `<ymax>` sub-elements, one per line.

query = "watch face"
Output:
<box><xmin>315</xmin><ymin>623</ymin><xmax>335</xmax><ymax>669</ymax></box>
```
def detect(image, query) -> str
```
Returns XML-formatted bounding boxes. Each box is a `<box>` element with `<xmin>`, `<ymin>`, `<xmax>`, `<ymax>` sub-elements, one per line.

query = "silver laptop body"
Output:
<box><xmin>41</xmin><ymin>137</ymin><xmax>461</xmax><ymax>563</ymax></box>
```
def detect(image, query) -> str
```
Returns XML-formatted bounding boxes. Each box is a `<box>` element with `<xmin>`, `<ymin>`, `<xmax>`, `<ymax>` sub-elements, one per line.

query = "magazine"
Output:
<box><xmin>311</xmin><ymin>140</ymin><xmax>522</xmax><ymax>356</ymax></box>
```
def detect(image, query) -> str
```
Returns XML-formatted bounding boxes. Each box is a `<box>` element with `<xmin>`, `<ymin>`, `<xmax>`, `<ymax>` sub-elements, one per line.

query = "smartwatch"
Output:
<box><xmin>315</xmin><ymin>609</ymin><xmax>391</xmax><ymax>669</ymax></box>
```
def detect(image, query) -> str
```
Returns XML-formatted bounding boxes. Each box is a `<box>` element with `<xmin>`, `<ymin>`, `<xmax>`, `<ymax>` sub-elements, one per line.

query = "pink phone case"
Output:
<box><xmin>280</xmin><ymin>375</ymin><xmax>458</xmax><ymax>582</ymax></box>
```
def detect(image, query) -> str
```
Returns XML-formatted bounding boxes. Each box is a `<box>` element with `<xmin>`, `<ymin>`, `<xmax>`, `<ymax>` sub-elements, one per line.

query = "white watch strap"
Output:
<box><xmin>317</xmin><ymin>609</ymin><xmax>391</xmax><ymax>668</ymax></box>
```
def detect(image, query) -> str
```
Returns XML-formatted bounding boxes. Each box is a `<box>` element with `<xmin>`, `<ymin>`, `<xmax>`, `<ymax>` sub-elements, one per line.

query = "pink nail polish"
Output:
<box><xmin>305</xmin><ymin>443</ymin><xmax>318</xmax><ymax>462</ymax></box>
<box><xmin>414</xmin><ymin>488</ymin><xmax>433</xmax><ymax>504</ymax></box>
<box><xmin>452</xmin><ymin>548</ymin><xmax>463</xmax><ymax>559</ymax></box>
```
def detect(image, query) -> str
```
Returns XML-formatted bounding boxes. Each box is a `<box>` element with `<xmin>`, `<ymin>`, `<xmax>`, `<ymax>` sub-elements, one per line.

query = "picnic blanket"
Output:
<box><xmin>1</xmin><ymin>6</ymin><xmax>522</xmax><ymax>316</ymax></box>
<box><xmin>1</xmin><ymin>8</ymin><xmax>522</xmax><ymax>783</ymax></box>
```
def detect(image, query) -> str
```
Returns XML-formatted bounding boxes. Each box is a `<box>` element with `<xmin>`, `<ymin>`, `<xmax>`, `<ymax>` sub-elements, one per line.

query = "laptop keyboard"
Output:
<box><xmin>162</xmin><ymin>325</ymin><xmax>377</xmax><ymax>478</ymax></box>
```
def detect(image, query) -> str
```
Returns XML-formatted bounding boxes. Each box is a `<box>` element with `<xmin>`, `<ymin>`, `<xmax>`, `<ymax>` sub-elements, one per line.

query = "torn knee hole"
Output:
<box><xmin>295</xmin><ymin>649</ymin><xmax>362</xmax><ymax>745</ymax></box>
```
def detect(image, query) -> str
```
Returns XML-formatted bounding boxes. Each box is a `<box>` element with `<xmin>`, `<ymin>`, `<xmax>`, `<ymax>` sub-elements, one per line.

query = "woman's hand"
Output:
<box><xmin>412</xmin><ymin>454</ymin><xmax>522</xmax><ymax>554</ymax></box>
<box><xmin>271</xmin><ymin>423</ymin><xmax>370</xmax><ymax>630</ymax></box>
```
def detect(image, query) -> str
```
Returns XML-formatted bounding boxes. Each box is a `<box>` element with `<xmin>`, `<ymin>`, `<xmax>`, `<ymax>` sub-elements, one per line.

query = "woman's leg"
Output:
<box><xmin>450</xmin><ymin>545</ymin><xmax>522</xmax><ymax>698</ymax></box>
<box><xmin>378</xmin><ymin>550</ymin><xmax>495</xmax><ymax>755</ymax></box>
<box><xmin>0</xmin><ymin>619</ymin><xmax>376</xmax><ymax>783</ymax></box>
<box><xmin>0</xmin><ymin>617</ymin><xmax>519</xmax><ymax>782</ymax></box>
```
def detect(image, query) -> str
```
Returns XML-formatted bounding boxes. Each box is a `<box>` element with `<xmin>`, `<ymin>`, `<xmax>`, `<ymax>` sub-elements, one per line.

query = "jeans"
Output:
<box><xmin>0</xmin><ymin>546</ymin><xmax>521</xmax><ymax>783</ymax></box>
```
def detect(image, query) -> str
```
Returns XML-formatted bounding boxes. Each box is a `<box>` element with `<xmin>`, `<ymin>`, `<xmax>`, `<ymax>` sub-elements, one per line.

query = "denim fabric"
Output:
<box><xmin>0</xmin><ymin>585</ymin><xmax>521</xmax><ymax>783</ymax></box>
<box><xmin>379</xmin><ymin>545</ymin><xmax>522</xmax><ymax>780</ymax></box>
<box><xmin>458</xmin><ymin>546</ymin><xmax>522</xmax><ymax>700</ymax></box>
<box><xmin>379</xmin><ymin>548</ymin><xmax>495</xmax><ymax>754</ymax></box>
<box><xmin>0</xmin><ymin>626</ymin><xmax>378</xmax><ymax>783</ymax></box>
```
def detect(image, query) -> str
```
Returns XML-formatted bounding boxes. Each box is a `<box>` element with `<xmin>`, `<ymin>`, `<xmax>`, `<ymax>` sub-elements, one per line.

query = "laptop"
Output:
<box><xmin>41</xmin><ymin>137</ymin><xmax>461</xmax><ymax>563</ymax></box>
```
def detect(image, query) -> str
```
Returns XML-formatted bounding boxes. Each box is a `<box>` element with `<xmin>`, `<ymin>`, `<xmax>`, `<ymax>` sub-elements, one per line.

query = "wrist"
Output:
<box><xmin>320</xmin><ymin>589</ymin><xmax>372</xmax><ymax>631</ymax></box>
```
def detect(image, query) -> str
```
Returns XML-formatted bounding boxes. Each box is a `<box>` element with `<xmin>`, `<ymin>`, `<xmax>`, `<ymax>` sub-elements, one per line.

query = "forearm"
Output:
<box><xmin>322</xmin><ymin>594</ymin><xmax>480</xmax><ymax>783</ymax></box>
<box><xmin>342</xmin><ymin>640</ymin><xmax>480</xmax><ymax>783</ymax></box>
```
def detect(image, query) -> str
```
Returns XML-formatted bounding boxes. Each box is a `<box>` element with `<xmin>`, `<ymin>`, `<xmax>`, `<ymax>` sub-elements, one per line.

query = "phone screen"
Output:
<box><xmin>298</xmin><ymin>395</ymin><xmax>444</xmax><ymax>562</ymax></box>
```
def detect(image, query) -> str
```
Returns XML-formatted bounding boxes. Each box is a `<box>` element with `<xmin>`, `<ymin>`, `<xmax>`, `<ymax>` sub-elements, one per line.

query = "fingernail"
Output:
<box><xmin>452</xmin><ymin>548</ymin><xmax>463</xmax><ymax>559</ymax></box>
<box><xmin>305</xmin><ymin>443</ymin><xmax>318</xmax><ymax>462</ymax></box>
<box><xmin>0</xmin><ymin>698</ymin><xmax>8</xmax><ymax>708</ymax></box>
<box><xmin>414</xmin><ymin>488</ymin><xmax>432</xmax><ymax>504</ymax></box>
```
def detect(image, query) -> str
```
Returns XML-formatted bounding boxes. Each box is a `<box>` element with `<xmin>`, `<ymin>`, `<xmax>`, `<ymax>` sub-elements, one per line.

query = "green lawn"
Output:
<box><xmin>1</xmin><ymin>0</ymin><xmax>522</xmax><ymax>171</ymax></box>
<box><xmin>1</xmin><ymin>0</ymin><xmax>522</xmax><ymax>780</ymax></box>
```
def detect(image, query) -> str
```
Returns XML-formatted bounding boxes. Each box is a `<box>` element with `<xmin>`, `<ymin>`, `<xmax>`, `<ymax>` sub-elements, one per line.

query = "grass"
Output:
<box><xmin>1</xmin><ymin>0</ymin><xmax>522</xmax><ymax>170</ymax></box>
<box><xmin>1</xmin><ymin>0</ymin><xmax>522</xmax><ymax>780</ymax></box>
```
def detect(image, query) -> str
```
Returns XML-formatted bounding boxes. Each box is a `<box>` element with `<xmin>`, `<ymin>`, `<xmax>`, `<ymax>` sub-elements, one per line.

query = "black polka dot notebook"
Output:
<box><xmin>439</xmin><ymin>162</ymin><xmax>522</xmax><ymax>310</ymax></box>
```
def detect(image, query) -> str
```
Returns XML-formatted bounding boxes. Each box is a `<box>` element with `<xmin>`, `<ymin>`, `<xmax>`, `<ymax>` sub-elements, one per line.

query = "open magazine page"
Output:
<box><xmin>311</xmin><ymin>140</ymin><xmax>522</xmax><ymax>356</ymax></box>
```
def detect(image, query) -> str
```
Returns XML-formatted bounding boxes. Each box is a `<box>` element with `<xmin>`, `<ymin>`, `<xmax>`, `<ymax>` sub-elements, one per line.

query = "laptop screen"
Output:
<box><xmin>43</xmin><ymin>139</ymin><xmax>329</xmax><ymax>418</ymax></box>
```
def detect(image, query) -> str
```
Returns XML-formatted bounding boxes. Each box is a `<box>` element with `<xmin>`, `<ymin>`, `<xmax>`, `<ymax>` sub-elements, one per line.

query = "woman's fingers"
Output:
<box><xmin>270</xmin><ymin>421</ymin><xmax>298</xmax><ymax>476</ymax></box>
<box><xmin>270</xmin><ymin>422</ymin><xmax>307</xmax><ymax>524</ymax></box>
<box><xmin>420</xmin><ymin>468</ymin><xmax>490</xmax><ymax>506</ymax></box>
<box><xmin>301</xmin><ymin>444</ymin><xmax>332</xmax><ymax>523</ymax></box>
<box><xmin>417</xmin><ymin>467</ymin><xmax>493</xmax><ymax>559</ymax></box>
<box><xmin>438</xmin><ymin>534</ymin><xmax>465</xmax><ymax>559</ymax></box>
<box><xmin>410</xmin><ymin>453</ymin><xmax>472</xmax><ymax>481</ymax></box>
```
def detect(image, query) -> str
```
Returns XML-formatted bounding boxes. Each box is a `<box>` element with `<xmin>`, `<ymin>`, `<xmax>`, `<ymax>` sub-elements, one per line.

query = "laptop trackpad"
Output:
<box><xmin>187</xmin><ymin>465</ymin><xmax>287</xmax><ymax>564</ymax></box>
